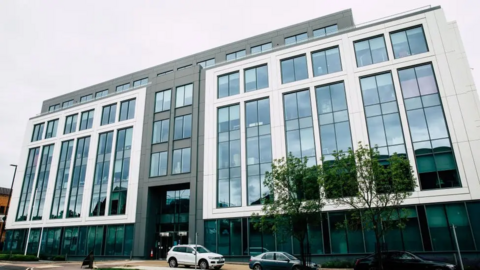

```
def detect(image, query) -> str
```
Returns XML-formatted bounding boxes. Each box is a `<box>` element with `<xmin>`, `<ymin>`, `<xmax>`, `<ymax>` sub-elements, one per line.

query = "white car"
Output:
<box><xmin>167</xmin><ymin>244</ymin><xmax>225</xmax><ymax>269</ymax></box>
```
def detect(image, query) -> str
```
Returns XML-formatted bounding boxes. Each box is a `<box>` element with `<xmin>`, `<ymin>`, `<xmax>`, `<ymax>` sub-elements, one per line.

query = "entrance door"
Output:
<box><xmin>160</xmin><ymin>235</ymin><xmax>173</xmax><ymax>259</ymax></box>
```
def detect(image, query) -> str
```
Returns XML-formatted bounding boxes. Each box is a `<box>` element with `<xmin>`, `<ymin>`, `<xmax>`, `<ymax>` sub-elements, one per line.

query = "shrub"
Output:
<box><xmin>4</xmin><ymin>254</ymin><xmax>38</xmax><ymax>261</ymax></box>
<box><xmin>321</xmin><ymin>260</ymin><xmax>354</xmax><ymax>268</ymax></box>
<box><xmin>52</xmin><ymin>255</ymin><xmax>65</xmax><ymax>261</ymax></box>
<box><xmin>0</xmin><ymin>254</ymin><xmax>10</xmax><ymax>260</ymax></box>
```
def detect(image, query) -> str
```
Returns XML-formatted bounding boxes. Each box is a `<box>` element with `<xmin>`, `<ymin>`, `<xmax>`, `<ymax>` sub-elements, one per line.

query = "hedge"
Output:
<box><xmin>0</xmin><ymin>254</ymin><xmax>39</xmax><ymax>261</ymax></box>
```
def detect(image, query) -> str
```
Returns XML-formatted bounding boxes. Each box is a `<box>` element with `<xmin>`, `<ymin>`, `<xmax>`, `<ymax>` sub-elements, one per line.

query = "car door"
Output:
<box><xmin>183</xmin><ymin>247</ymin><xmax>195</xmax><ymax>265</ymax></box>
<box><xmin>261</xmin><ymin>253</ymin><xmax>276</xmax><ymax>270</ymax></box>
<box><xmin>274</xmin><ymin>253</ymin><xmax>292</xmax><ymax>270</ymax></box>
<box><xmin>174</xmin><ymin>246</ymin><xmax>186</xmax><ymax>263</ymax></box>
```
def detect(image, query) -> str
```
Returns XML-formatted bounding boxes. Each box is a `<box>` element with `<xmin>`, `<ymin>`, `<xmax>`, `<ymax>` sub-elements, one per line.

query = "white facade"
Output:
<box><xmin>202</xmin><ymin>8</ymin><xmax>480</xmax><ymax>220</ymax></box>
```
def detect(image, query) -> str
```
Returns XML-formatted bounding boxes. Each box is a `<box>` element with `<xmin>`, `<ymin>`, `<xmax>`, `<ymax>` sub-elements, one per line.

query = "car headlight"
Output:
<box><xmin>445</xmin><ymin>264</ymin><xmax>455</xmax><ymax>269</ymax></box>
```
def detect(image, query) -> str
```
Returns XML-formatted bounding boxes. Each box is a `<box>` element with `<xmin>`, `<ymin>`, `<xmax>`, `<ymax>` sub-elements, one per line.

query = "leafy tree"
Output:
<box><xmin>252</xmin><ymin>153</ymin><xmax>324</xmax><ymax>270</ymax></box>
<box><xmin>322</xmin><ymin>143</ymin><xmax>416</xmax><ymax>270</ymax></box>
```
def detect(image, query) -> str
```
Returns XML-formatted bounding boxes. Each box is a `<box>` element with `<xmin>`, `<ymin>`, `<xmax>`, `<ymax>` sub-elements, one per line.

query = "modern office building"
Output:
<box><xmin>4</xmin><ymin>5</ymin><xmax>480</xmax><ymax>262</ymax></box>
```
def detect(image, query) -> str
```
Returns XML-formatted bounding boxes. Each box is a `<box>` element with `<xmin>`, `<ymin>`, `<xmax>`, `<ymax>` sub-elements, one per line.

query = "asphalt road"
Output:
<box><xmin>0</xmin><ymin>266</ymin><xmax>28</xmax><ymax>270</ymax></box>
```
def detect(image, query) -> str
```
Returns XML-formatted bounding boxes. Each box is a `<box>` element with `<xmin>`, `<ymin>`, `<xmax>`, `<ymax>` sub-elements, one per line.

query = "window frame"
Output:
<box><xmin>49</xmin><ymin>104</ymin><xmax>60</xmax><ymax>112</ymax></box>
<box><xmin>80</xmin><ymin>94</ymin><xmax>93</xmax><ymax>103</ymax></box>
<box><xmin>31</xmin><ymin>123</ymin><xmax>45</xmax><ymax>142</ymax></box>
<box><xmin>175</xmin><ymin>83</ymin><xmax>194</xmax><ymax>108</ymax></box>
<box><xmin>244</xmin><ymin>64</ymin><xmax>269</xmax><ymax>92</ymax></box>
<box><xmin>64</xmin><ymin>114</ymin><xmax>78</xmax><ymax>135</ymax></box>
<box><xmin>45</xmin><ymin>119</ymin><xmax>59</xmax><ymax>139</ymax></box>
<box><xmin>284</xmin><ymin>32</ymin><xmax>308</xmax><ymax>45</ymax></box>
<box><xmin>217</xmin><ymin>71</ymin><xmax>240</xmax><ymax>98</ymax></box>
<box><xmin>62</xmin><ymin>100</ymin><xmax>74</xmax><ymax>108</ymax></box>
<box><xmin>152</xmin><ymin>118</ymin><xmax>170</xmax><ymax>144</ymax></box>
<box><xmin>172</xmin><ymin>147</ymin><xmax>191</xmax><ymax>175</ymax></box>
<box><xmin>174</xmin><ymin>114</ymin><xmax>192</xmax><ymax>140</ymax></box>
<box><xmin>226</xmin><ymin>50</ymin><xmax>246</xmax><ymax>61</ymax></box>
<box><xmin>313</xmin><ymin>24</ymin><xmax>338</xmax><ymax>38</ymax></box>
<box><xmin>197</xmin><ymin>58</ymin><xmax>216</xmax><ymax>68</ymax></box>
<box><xmin>353</xmin><ymin>34</ymin><xmax>389</xmax><ymax>67</ymax></box>
<box><xmin>116</xmin><ymin>83</ymin><xmax>130</xmax><ymax>92</ymax></box>
<box><xmin>118</xmin><ymin>99</ymin><xmax>136</xmax><ymax>121</ymax></box>
<box><xmin>310</xmin><ymin>45</ymin><xmax>343</xmax><ymax>77</ymax></box>
<box><xmin>150</xmin><ymin>151</ymin><xmax>168</xmax><ymax>177</ymax></box>
<box><xmin>390</xmin><ymin>25</ymin><xmax>429</xmax><ymax>59</ymax></box>
<box><xmin>101</xmin><ymin>103</ymin><xmax>117</xmax><ymax>126</ymax></box>
<box><xmin>280</xmin><ymin>54</ymin><xmax>308</xmax><ymax>84</ymax></box>
<box><xmin>251</xmin><ymin>43</ymin><xmax>272</xmax><ymax>54</ymax></box>
<box><xmin>155</xmin><ymin>89</ymin><xmax>172</xmax><ymax>113</ymax></box>
<box><xmin>95</xmin><ymin>90</ymin><xmax>109</xmax><ymax>98</ymax></box>
<box><xmin>133</xmin><ymin>78</ymin><xmax>148</xmax><ymax>87</ymax></box>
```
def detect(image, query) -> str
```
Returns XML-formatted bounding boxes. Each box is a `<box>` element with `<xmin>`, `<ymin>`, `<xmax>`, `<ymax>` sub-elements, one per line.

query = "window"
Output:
<box><xmin>174</xmin><ymin>114</ymin><xmax>192</xmax><ymax>140</ymax></box>
<box><xmin>90</xmin><ymin>131</ymin><xmax>114</xmax><ymax>217</ymax></box>
<box><xmin>226</xmin><ymin>50</ymin><xmax>246</xmax><ymax>61</ymax></box>
<box><xmin>119</xmin><ymin>99</ymin><xmax>136</xmax><ymax>121</ymax></box>
<box><xmin>50</xmin><ymin>140</ymin><xmax>74</xmax><ymax>219</ymax></box>
<box><xmin>251</xmin><ymin>43</ymin><xmax>272</xmax><ymax>54</ymax></box>
<box><xmin>67</xmin><ymin>136</ymin><xmax>91</xmax><ymax>218</ymax></box>
<box><xmin>45</xmin><ymin>119</ymin><xmax>59</xmax><ymax>139</ymax></box>
<box><xmin>152</xmin><ymin>119</ymin><xmax>170</xmax><ymax>144</ymax></box>
<box><xmin>172</xmin><ymin>148</ymin><xmax>191</xmax><ymax>174</ymax></box>
<box><xmin>16</xmin><ymin>148</ymin><xmax>40</xmax><ymax>221</ymax></box>
<box><xmin>176</xmin><ymin>84</ymin><xmax>193</xmax><ymax>107</ymax></box>
<box><xmin>133</xmin><ymin>78</ymin><xmax>148</xmax><ymax>87</ymax></box>
<box><xmin>217</xmin><ymin>219</ymin><xmax>242</xmax><ymax>255</ymax></box>
<box><xmin>49</xmin><ymin>104</ymin><xmax>60</xmax><ymax>112</ymax></box>
<box><xmin>398</xmin><ymin>64</ymin><xmax>460</xmax><ymax>190</ymax></box>
<box><xmin>316</xmin><ymin>82</ymin><xmax>352</xmax><ymax>160</ymax></box>
<box><xmin>311</xmin><ymin>47</ymin><xmax>342</xmax><ymax>77</ymax></box>
<box><xmin>284</xmin><ymin>90</ymin><xmax>316</xmax><ymax>166</ymax></box>
<box><xmin>391</xmin><ymin>26</ymin><xmax>428</xmax><ymax>59</ymax></box>
<box><xmin>218</xmin><ymin>72</ymin><xmax>240</xmax><ymax>98</ymax></box>
<box><xmin>177</xmin><ymin>64</ymin><xmax>192</xmax><ymax>71</ymax></box>
<box><xmin>63</xmin><ymin>100</ymin><xmax>73</xmax><ymax>108</ymax></box>
<box><xmin>354</xmin><ymin>36</ymin><xmax>388</xmax><ymax>67</ymax></box>
<box><xmin>0</xmin><ymin>206</ymin><xmax>4</xmax><ymax>214</ymax></box>
<box><xmin>313</xmin><ymin>25</ymin><xmax>338</xmax><ymax>37</ymax></box>
<box><xmin>155</xmin><ymin>90</ymin><xmax>172</xmax><ymax>112</ymax></box>
<box><xmin>158</xmin><ymin>70</ymin><xmax>173</xmax><ymax>76</ymax></box>
<box><xmin>105</xmin><ymin>224</ymin><xmax>134</xmax><ymax>256</ymax></box>
<box><xmin>281</xmin><ymin>55</ymin><xmax>308</xmax><ymax>84</ymax></box>
<box><xmin>116</xmin><ymin>83</ymin><xmax>130</xmax><ymax>92</ymax></box>
<box><xmin>360</xmin><ymin>73</ymin><xmax>405</xmax><ymax>158</ymax></box>
<box><xmin>150</xmin><ymin>152</ymin><xmax>168</xmax><ymax>177</ymax></box>
<box><xmin>245</xmin><ymin>65</ymin><xmax>268</xmax><ymax>92</ymax></box>
<box><xmin>29</xmin><ymin>144</ymin><xmax>54</xmax><ymax>221</ymax></box>
<box><xmin>79</xmin><ymin>110</ymin><xmax>94</xmax><ymax>131</ymax></box>
<box><xmin>80</xmin><ymin>94</ymin><xmax>93</xmax><ymax>103</ymax></box>
<box><xmin>31</xmin><ymin>123</ymin><xmax>44</xmax><ymax>142</ymax></box>
<box><xmin>198</xmin><ymin>58</ymin><xmax>215</xmax><ymax>68</ymax></box>
<box><xmin>285</xmin><ymin>33</ymin><xmax>308</xmax><ymax>45</ymax></box>
<box><xmin>95</xmin><ymin>90</ymin><xmax>109</xmax><ymax>98</ymax></box>
<box><xmin>110</xmin><ymin>128</ymin><xmax>133</xmax><ymax>215</ymax></box>
<box><xmin>101</xmin><ymin>104</ymin><xmax>117</xmax><ymax>125</ymax></box>
<box><xmin>329</xmin><ymin>212</ymin><xmax>365</xmax><ymax>253</ymax></box>
<box><xmin>217</xmin><ymin>105</ymin><xmax>241</xmax><ymax>208</ymax></box>
<box><xmin>64</xmin><ymin>114</ymin><xmax>78</xmax><ymax>134</ymax></box>
<box><xmin>245</xmin><ymin>99</ymin><xmax>272</xmax><ymax>205</ymax></box>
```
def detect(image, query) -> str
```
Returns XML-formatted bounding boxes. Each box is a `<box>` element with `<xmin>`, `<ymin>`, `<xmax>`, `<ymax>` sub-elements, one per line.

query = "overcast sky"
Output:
<box><xmin>0</xmin><ymin>0</ymin><xmax>478</xmax><ymax>188</ymax></box>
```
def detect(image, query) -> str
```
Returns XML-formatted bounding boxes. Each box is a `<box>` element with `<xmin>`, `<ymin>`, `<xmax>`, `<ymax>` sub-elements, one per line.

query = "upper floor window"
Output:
<box><xmin>155</xmin><ymin>90</ymin><xmax>171</xmax><ymax>113</ymax></box>
<box><xmin>391</xmin><ymin>26</ymin><xmax>428</xmax><ymax>59</ymax></box>
<box><xmin>95</xmin><ymin>90</ymin><xmax>108</xmax><ymax>98</ymax></box>
<box><xmin>45</xmin><ymin>119</ymin><xmax>59</xmax><ymax>139</ymax></box>
<box><xmin>79</xmin><ymin>110</ymin><xmax>94</xmax><ymax>131</ymax></box>
<box><xmin>245</xmin><ymin>65</ymin><xmax>268</xmax><ymax>92</ymax></box>
<box><xmin>49</xmin><ymin>104</ymin><xmax>60</xmax><ymax>112</ymax></box>
<box><xmin>31</xmin><ymin>123</ymin><xmax>44</xmax><ymax>142</ymax></box>
<box><xmin>281</xmin><ymin>55</ymin><xmax>308</xmax><ymax>84</ymax></box>
<box><xmin>354</xmin><ymin>36</ymin><xmax>388</xmax><ymax>67</ymax></box>
<box><xmin>116</xmin><ymin>83</ymin><xmax>130</xmax><ymax>92</ymax></box>
<box><xmin>101</xmin><ymin>104</ymin><xmax>117</xmax><ymax>125</ymax></box>
<box><xmin>172</xmin><ymin>148</ymin><xmax>191</xmax><ymax>174</ymax></box>
<box><xmin>80</xmin><ymin>94</ymin><xmax>93</xmax><ymax>103</ymax></box>
<box><xmin>218</xmin><ymin>72</ymin><xmax>240</xmax><ymax>98</ymax></box>
<box><xmin>64</xmin><ymin>114</ymin><xmax>78</xmax><ymax>134</ymax></box>
<box><xmin>197</xmin><ymin>58</ymin><xmax>215</xmax><ymax>68</ymax></box>
<box><xmin>313</xmin><ymin>25</ymin><xmax>338</xmax><ymax>38</ymax></box>
<box><xmin>285</xmin><ymin>33</ymin><xmax>308</xmax><ymax>45</ymax></box>
<box><xmin>177</xmin><ymin>64</ymin><xmax>192</xmax><ymax>71</ymax></box>
<box><xmin>174</xmin><ymin>114</ymin><xmax>192</xmax><ymax>140</ymax></box>
<box><xmin>119</xmin><ymin>99</ymin><xmax>136</xmax><ymax>121</ymax></box>
<box><xmin>133</xmin><ymin>78</ymin><xmax>148</xmax><ymax>87</ymax></box>
<box><xmin>251</xmin><ymin>43</ymin><xmax>272</xmax><ymax>54</ymax></box>
<box><xmin>226</xmin><ymin>50</ymin><xmax>246</xmax><ymax>61</ymax></box>
<box><xmin>176</xmin><ymin>84</ymin><xmax>193</xmax><ymax>108</ymax></box>
<box><xmin>150</xmin><ymin>152</ymin><xmax>168</xmax><ymax>177</ymax></box>
<box><xmin>158</xmin><ymin>70</ymin><xmax>173</xmax><ymax>76</ymax></box>
<box><xmin>63</xmin><ymin>100</ymin><xmax>73</xmax><ymax>108</ymax></box>
<box><xmin>153</xmin><ymin>119</ymin><xmax>169</xmax><ymax>144</ymax></box>
<box><xmin>311</xmin><ymin>47</ymin><xmax>342</xmax><ymax>77</ymax></box>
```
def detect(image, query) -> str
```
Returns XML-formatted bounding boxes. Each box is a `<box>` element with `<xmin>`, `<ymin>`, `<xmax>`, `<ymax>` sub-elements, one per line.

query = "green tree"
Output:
<box><xmin>252</xmin><ymin>153</ymin><xmax>324</xmax><ymax>270</ymax></box>
<box><xmin>322</xmin><ymin>143</ymin><xmax>416</xmax><ymax>270</ymax></box>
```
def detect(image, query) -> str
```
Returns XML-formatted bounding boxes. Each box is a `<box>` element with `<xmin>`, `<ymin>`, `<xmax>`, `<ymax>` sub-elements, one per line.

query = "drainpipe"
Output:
<box><xmin>194</xmin><ymin>65</ymin><xmax>202</xmax><ymax>244</ymax></box>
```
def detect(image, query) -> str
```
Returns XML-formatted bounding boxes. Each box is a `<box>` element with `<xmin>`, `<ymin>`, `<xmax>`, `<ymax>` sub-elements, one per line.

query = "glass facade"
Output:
<box><xmin>151</xmin><ymin>151</ymin><xmax>168</xmax><ymax>177</ymax></box>
<box><xmin>217</xmin><ymin>104</ymin><xmax>241</xmax><ymax>208</ymax></box>
<box><xmin>119</xmin><ymin>99</ymin><xmax>136</xmax><ymax>121</ymax></box>
<box><xmin>172</xmin><ymin>148</ymin><xmax>191</xmax><ymax>174</ymax></box>
<box><xmin>64</xmin><ymin>114</ymin><xmax>78</xmax><ymax>134</ymax></box>
<box><xmin>313</xmin><ymin>25</ymin><xmax>338</xmax><ymax>37</ymax></box>
<box><xmin>3</xmin><ymin>229</ymin><xmax>28</xmax><ymax>253</ymax></box>
<box><xmin>175</xmin><ymin>84</ymin><xmax>193</xmax><ymax>108</ymax></box>
<box><xmin>110</xmin><ymin>127</ymin><xmax>133</xmax><ymax>215</ymax></box>
<box><xmin>391</xmin><ymin>26</ymin><xmax>428</xmax><ymax>59</ymax></box>
<box><xmin>116</xmin><ymin>83</ymin><xmax>130</xmax><ymax>92</ymax></box>
<box><xmin>101</xmin><ymin>104</ymin><xmax>117</xmax><ymax>125</ymax></box>
<box><xmin>16</xmin><ymin>147</ymin><xmax>40</xmax><ymax>221</ymax></box>
<box><xmin>32</xmin><ymin>123</ymin><xmax>44</xmax><ymax>142</ymax></box>
<box><xmin>133</xmin><ymin>77</ymin><xmax>148</xmax><ymax>87</ymax></box>
<box><xmin>245</xmin><ymin>65</ymin><xmax>268</xmax><ymax>92</ymax></box>
<box><xmin>26</xmin><ymin>228</ymin><xmax>41</xmax><ymax>255</ymax></box>
<box><xmin>285</xmin><ymin>33</ymin><xmax>308</xmax><ymax>45</ymax></box>
<box><xmin>311</xmin><ymin>47</ymin><xmax>342</xmax><ymax>77</ymax></box>
<box><xmin>51</xmin><ymin>140</ymin><xmax>74</xmax><ymax>219</ymax></box>
<box><xmin>79</xmin><ymin>110</ymin><xmax>94</xmax><ymax>131</ymax></box>
<box><xmin>283</xmin><ymin>90</ymin><xmax>316</xmax><ymax>166</ymax></box>
<box><xmin>245</xmin><ymin>99</ymin><xmax>272</xmax><ymax>205</ymax></box>
<box><xmin>281</xmin><ymin>55</ymin><xmax>308</xmax><ymax>84</ymax></box>
<box><xmin>153</xmin><ymin>119</ymin><xmax>169</xmax><ymax>144</ymax></box>
<box><xmin>354</xmin><ymin>36</ymin><xmax>388</xmax><ymax>67</ymax></box>
<box><xmin>90</xmin><ymin>131</ymin><xmax>114</xmax><ymax>217</ymax></box>
<box><xmin>45</xmin><ymin>119</ymin><xmax>58</xmax><ymax>139</ymax></box>
<box><xmin>174</xmin><ymin>114</ymin><xmax>192</xmax><ymax>140</ymax></box>
<box><xmin>251</xmin><ymin>43</ymin><xmax>272</xmax><ymax>54</ymax></box>
<box><xmin>67</xmin><ymin>136</ymin><xmax>91</xmax><ymax>218</ymax></box>
<box><xmin>218</xmin><ymin>72</ymin><xmax>240</xmax><ymax>98</ymax></box>
<box><xmin>398</xmin><ymin>64</ymin><xmax>460</xmax><ymax>190</ymax></box>
<box><xmin>226</xmin><ymin>50</ymin><xmax>246</xmax><ymax>61</ymax></box>
<box><xmin>155</xmin><ymin>89</ymin><xmax>171</xmax><ymax>112</ymax></box>
<box><xmin>30</xmin><ymin>144</ymin><xmax>54</xmax><ymax>220</ymax></box>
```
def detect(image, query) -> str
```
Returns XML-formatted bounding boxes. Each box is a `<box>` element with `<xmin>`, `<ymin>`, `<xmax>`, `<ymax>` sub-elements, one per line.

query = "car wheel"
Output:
<box><xmin>254</xmin><ymin>264</ymin><xmax>262</xmax><ymax>270</ymax></box>
<box><xmin>199</xmin><ymin>260</ymin><xmax>209</xmax><ymax>269</ymax></box>
<box><xmin>293</xmin><ymin>266</ymin><xmax>301</xmax><ymax>270</ymax></box>
<box><xmin>169</xmin><ymin>258</ymin><xmax>178</xmax><ymax>268</ymax></box>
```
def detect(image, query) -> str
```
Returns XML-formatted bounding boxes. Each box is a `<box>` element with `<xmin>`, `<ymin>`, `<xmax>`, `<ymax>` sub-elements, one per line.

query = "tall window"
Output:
<box><xmin>284</xmin><ymin>90</ymin><xmax>316</xmax><ymax>165</ymax></box>
<box><xmin>79</xmin><ymin>110</ymin><xmax>94</xmax><ymax>131</ymax></box>
<box><xmin>217</xmin><ymin>105</ymin><xmax>241</xmax><ymax>208</ymax></box>
<box><xmin>17</xmin><ymin>152</ymin><xmax>39</xmax><ymax>220</ymax></box>
<box><xmin>32</xmin><ymin>123</ymin><xmax>44</xmax><ymax>142</ymax></box>
<box><xmin>64</xmin><ymin>114</ymin><xmax>78</xmax><ymax>134</ymax></box>
<box><xmin>30</xmin><ymin>144</ymin><xmax>54</xmax><ymax>220</ymax></box>
<box><xmin>95</xmin><ymin>90</ymin><xmax>108</xmax><ymax>98</ymax></box>
<box><xmin>226</xmin><ymin>50</ymin><xmax>246</xmax><ymax>61</ymax></box>
<box><xmin>175</xmin><ymin>84</ymin><xmax>193</xmax><ymax>108</ymax></box>
<box><xmin>90</xmin><ymin>131</ymin><xmax>114</xmax><ymax>217</ymax></box>
<box><xmin>174</xmin><ymin>114</ymin><xmax>192</xmax><ymax>140</ymax></box>
<box><xmin>311</xmin><ymin>47</ymin><xmax>342</xmax><ymax>77</ymax></box>
<box><xmin>133</xmin><ymin>78</ymin><xmax>148</xmax><ymax>87</ymax></box>
<box><xmin>116</xmin><ymin>83</ymin><xmax>130</xmax><ymax>92</ymax></box>
<box><xmin>354</xmin><ymin>36</ymin><xmax>388</xmax><ymax>67</ymax></box>
<box><xmin>391</xmin><ymin>26</ymin><xmax>428</xmax><ymax>59</ymax></box>
<box><xmin>281</xmin><ymin>55</ymin><xmax>308</xmax><ymax>84</ymax></box>
<box><xmin>172</xmin><ymin>148</ymin><xmax>191</xmax><ymax>174</ymax></box>
<box><xmin>80</xmin><ymin>94</ymin><xmax>93</xmax><ymax>103</ymax></box>
<box><xmin>152</xmin><ymin>119</ymin><xmax>169</xmax><ymax>143</ymax></box>
<box><xmin>198</xmin><ymin>59</ymin><xmax>215</xmax><ymax>68</ymax></box>
<box><xmin>150</xmin><ymin>152</ymin><xmax>168</xmax><ymax>177</ymax></box>
<box><xmin>218</xmin><ymin>72</ymin><xmax>240</xmax><ymax>98</ymax></box>
<box><xmin>49</xmin><ymin>104</ymin><xmax>60</xmax><ymax>112</ymax></box>
<box><xmin>251</xmin><ymin>43</ymin><xmax>272</xmax><ymax>54</ymax></box>
<box><xmin>67</xmin><ymin>136</ymin><xmax>91</xmax><ymax>218</ymax></box>
<box><xmin>313</xmin><ymin>25</ymin><xmax>338</xmax><ymax>37</ymax></box>
<box><xmin>361</xmin><ymin>73</ymin><xmax>406</xmax><ymax>158</ymax></box>
<box><xmin>316</xmin><ymin>82</ymin><xmax>352</xmax><ymax>160</ymax></box>
<box><xmin>245</xmin><ymin>65</ymin><xmax>268</xmax><ymax>92</ymax></box>
<box><xmin>63</xmin><ymin>100</ymin><xmax>73</xmax><ymax>108</ymax></box>
<box><xmin>119</xmin><ymin>99</ymin><xmax>136</xmax><ymax>121</ymax></box>
<box><xmin>110</xmin><ymin>127</ymin><xmax>133</xmax><ymax>215</ymax></box>
<box><xmin>245</xmin><ymin>99</ymin><xmax>272</xmax><ymax>205</ymax></box>
<box><xmin>45</xmin><ymin>119</ymin><xmax>59</xmax><ymax>138</ymax></box>
<box><xmin>101</xmin><ymin>104</ymin><xmax>117</xmax><ymax>125</ymax></box>
<box><xmin>285</xmin><ymin>33</ymin><xmax>308</xmax><ymax>45</ymax></box>
<box><xmin>50</xmin><ymin>140</ymin><xmax>74</xmax><ymax>219</ymax></box>
<box><xmin>155</xmin><ymin>90</ymin><xmax>171</xmax><ymax>112</ymax></box>
<box><xmin>398</xmin><ymin>64</ymin><xmax>460</xmax><ymax>190</ymax></box>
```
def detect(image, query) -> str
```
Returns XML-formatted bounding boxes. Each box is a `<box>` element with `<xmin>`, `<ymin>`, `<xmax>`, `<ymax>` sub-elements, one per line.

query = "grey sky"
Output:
<box><xmin>0</xmin><ymin>0</ymin><xmax>478</xmax><ymax>188</ymax></box>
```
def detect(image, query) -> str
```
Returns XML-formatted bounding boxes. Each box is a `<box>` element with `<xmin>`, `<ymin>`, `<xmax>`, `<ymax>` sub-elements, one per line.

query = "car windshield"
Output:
<box><xmin>283</xmin><ymin>253</ymin><xmax>298</xmax><ymax>260</ymax></box>
<box><xmin>194</xmin><ymin>246</ymin><xmax>211</xmax><ymax>253</ymax></box>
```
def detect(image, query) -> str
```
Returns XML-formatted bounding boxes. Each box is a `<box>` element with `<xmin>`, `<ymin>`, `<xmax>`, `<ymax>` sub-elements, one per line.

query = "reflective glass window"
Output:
<box><xmin>218</xmin><ymin>72</ymin><xmax>240</xmax><ymax>98</ymax></box>
<box><xmin>64</xmin><ymin>114</ymin><xmax>78</xmax><ymax>134</ymax></box>
<box><xmin>101</xmin><ymin>104</ymin><xmax>117</xmax><ymax>125</ymax></box>
<box><xmin>354</xmin><ymin>36</ymin><xmax>388</xmax><ymax>67</ymax></box>
<box><xmin>67</xmin><ymin>136</ymin><xmax>91</xmax><ymax>218</ymax></box>
<box><xmin>152</xmin><ymin>119</ymin><xmax>169</xmax><ymax>144</ymax></box>
<box><xmin>172</xmin><ymin>148</ymin><xmax>191</xmax><ymax>174</ymax></box>
<box><xmin>281</xmin><ymin>55</ymin><xmax>308</xmax><ymax>84</ymax></box>
<box><xmin>391</xmin><ymin>26</ymin><xmax>428</xmax><ymax>59</ymax></box>
<box><xmin>110</xmin><ymin>128</ymin><xmax>132</xmax><ymax>215</ymax></box>
<box><xmin>176</xmin><ymin>84</ymin><xmax>193</xmax><ymax>107</ymax></box>
<box><xmin>285</xmin><ymin>33</ymin><xmax>308</xmax><ymax>45</ymax></box>
<box><xmin>245</xmin><ymin>65</ymin><xmax>269</xmax><ymax>92</ymax></box>
<box><xmin>174</xmin><ymin>114</ymin><xmax>192</xmax><ymax>140</ymax></box>
<box><xmin>79</xmin><ymin>110</ymin><xmax>94</xmax><ymax>131</ymax></box>
<box><xmin>150</xmin><ymin>151</ymin><xmax>168</xmax><ymax>177</ymax></box>
<box><xmin>312</xmin><ymin>47</ymin><xmax>342</xmax><ymax>76</ymax></box>
<box><xmin>32</xmin><ymin>123</ymin><xmax>44</xmax><ymax>142</ymax></box>
<box><xmin>90</xmin><ymin>132</ymin><xmax>114</xmax><ymax>217</ymax></box>
<box><xmin>155</xmin><ymin>89</ymin><xmax>172</xmax><ymax>112</ymax></box>
<box><xmin>116</xmin><ymin>83</ymin><xmax>130</xmax><ymax>92</ymax></box>
<box><xmin>119</xmin><ymin>99</ymin><xmax>136</xmax><ymax>121</ymax></box>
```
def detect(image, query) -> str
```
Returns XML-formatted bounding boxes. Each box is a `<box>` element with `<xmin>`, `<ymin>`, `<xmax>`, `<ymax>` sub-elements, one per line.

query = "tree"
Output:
<box><xmin>252</xmin><ymin>153</ymin><xmax>324</xmax><ymax>270</ymax></box>
<box><xmin>322</xmin><ymin>143</ymin><xmax>416</xmax><ymax>270</ymax></box>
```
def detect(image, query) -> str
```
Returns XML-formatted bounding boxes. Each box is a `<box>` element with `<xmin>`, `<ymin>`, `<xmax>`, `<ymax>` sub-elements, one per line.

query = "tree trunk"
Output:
<box><xmin>375</xmin><ymin>224</ymin><xmax>383</xmax><ymax>270</ymax></box>
<box><xmin>299</xmin><ymin>237</ymin><xmax>305</xmax><ymax>270</ymax></box>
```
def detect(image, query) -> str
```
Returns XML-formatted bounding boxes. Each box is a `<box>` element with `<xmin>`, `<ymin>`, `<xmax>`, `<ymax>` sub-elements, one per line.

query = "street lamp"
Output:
<box><xmin>1</xmin><ymin>164</ymin><xmax>17</xmax><ymax>244</ymax></box>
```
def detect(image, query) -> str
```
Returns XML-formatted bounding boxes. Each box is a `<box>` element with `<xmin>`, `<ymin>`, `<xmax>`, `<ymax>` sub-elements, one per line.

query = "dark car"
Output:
<box><xmin>354</xmin><ymin>251</ymin><xmax>456</xmax><ymax>270</ymax></box>
<box><xmin>249</xmin><ymin>252</ymin><xmax>318</xmax><ymax>270</ymax></box>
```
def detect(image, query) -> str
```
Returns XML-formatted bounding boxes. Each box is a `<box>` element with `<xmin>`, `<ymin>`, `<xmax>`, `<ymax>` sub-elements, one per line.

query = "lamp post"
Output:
<box><xmin>1</xmin><ymin>164</ymin><xmax>17</xmax><ymax>244</ymax></box>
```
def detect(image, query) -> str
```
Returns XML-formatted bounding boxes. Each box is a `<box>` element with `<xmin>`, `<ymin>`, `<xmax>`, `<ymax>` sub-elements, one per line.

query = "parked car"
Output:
<box><xmin>167</xmin><ymin>244</ymin><xmax>225</xmax><ymax>269</ymax></box>
<box><xmin>354</xmin><ymin>251</ymin><xmax>456</xmax><ymax>270</ymax></box>
<box><xmin>249</xmin><ymin>251</ymin><xmax>318</xmax><ymax>270</ymax></box>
